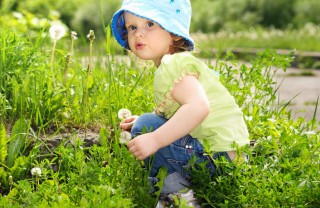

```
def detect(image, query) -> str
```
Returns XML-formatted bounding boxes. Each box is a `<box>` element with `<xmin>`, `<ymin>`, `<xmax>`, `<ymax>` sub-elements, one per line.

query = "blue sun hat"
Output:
<box><xmin>111</xmin><ymin>0</ymin><xmax>194</xmax><ymax>51</ymax></box>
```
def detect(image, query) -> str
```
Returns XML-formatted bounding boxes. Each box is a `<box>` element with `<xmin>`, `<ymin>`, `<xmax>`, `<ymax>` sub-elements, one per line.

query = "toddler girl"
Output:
<box><xmin>112</xmin><ymin>0</ymin><xmax>250</xmax><ymax>207</ymax></box>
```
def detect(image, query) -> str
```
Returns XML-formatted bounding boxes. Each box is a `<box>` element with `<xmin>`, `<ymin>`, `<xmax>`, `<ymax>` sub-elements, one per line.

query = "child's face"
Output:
<box><xmin>124</xmin><ymin>12</ymin><xmax>173</xmax><ymax>66</ymax></box>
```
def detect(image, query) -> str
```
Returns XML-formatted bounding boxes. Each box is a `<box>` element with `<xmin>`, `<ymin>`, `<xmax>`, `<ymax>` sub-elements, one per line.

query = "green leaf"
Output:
<box><xmin>153</xmin><ymin>166</ymin><xmax>167</xmax><ymax>207</ymax></box>
<box><xmin>0</xmin><ymin>123</ymin><xmax>8</xmax><ymax>163</ymax></box>
<box><xmin>99</xmin><ymin>127</ymin><xmax>109</xmax><ymax>147</ymax></box>
<box><xmin>7</xmin><ymin>118</ymin><xmax>28</xmax><ymax>168</ymax></box>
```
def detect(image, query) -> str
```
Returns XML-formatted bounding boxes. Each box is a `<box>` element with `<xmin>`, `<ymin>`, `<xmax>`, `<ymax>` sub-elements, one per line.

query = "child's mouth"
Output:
<box><xmin>135</xmin><ymin>43</ymin><xmax>145</xmax><ymax>50</ymax></box>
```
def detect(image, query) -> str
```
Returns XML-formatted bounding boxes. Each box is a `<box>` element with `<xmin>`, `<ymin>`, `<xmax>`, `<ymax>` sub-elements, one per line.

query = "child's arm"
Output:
<box><xmin>127</xmin><ymin>75</ymin><xmax>210</xmax><ymax>160</ymax></box>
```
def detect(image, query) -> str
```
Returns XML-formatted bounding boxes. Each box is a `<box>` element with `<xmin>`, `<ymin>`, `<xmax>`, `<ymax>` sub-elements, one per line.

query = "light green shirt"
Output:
<box><xmin>154</xmin><ymin>52</ymin><xmax>249</xmax><ymax>152</ymax></box>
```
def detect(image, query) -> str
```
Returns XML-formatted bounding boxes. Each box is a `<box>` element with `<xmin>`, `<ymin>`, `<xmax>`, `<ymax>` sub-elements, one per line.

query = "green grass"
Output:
<box><xmin>0</xmin><ymin>26</ymin><xmax>319</xmax><ymax>207</ymax></box>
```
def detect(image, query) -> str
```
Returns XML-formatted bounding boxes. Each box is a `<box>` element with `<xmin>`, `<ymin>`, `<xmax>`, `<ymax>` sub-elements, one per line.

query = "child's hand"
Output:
<box><xmin>127</xmin><ymin>132</ymin><xmax>160</xmax><ymax>160</ymax></box>
<box><xmin>119</xmin><ymin>116</ymin><xmax>139</xmax><ymax>131</ymax></box>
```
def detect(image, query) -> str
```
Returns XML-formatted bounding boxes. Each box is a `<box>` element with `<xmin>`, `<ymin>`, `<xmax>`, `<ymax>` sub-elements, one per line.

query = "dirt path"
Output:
<box><xmin>275</xmin><ymin>68</ymin><xmax>320</xmax><ymax>122</ymax></box>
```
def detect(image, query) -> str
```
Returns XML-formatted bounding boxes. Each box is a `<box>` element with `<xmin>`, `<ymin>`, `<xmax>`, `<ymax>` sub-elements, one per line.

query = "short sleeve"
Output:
<box><xmin>161</xmin><ymin>52</ymin><xmax>201</xmax><ymax>83</ymax></box>
<box><xmin>153</xmin><ymin>52</ymin><xmax>205</xmax><ymax>118</ymax></box>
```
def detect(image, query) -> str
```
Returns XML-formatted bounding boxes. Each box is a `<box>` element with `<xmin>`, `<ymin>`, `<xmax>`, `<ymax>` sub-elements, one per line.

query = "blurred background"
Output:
<box><xmin>1</xmin><ymin>0</ymin><xmax>320</xmax><ymax>40</ymax></box>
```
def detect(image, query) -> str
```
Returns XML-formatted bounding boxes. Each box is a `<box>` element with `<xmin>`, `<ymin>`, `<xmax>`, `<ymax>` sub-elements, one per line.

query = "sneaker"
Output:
<box><xmin>156</xmin><ymin>200</ymin><xmax>165</xmax><ymax>208</ymax></box>
<box><xmin>156</xmin><ymin>189</ymin><xmax>200</xmax><ymax>208</ymax></box>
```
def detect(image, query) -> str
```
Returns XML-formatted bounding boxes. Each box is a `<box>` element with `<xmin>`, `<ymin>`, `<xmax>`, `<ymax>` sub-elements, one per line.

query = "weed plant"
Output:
<box><xmin>0</xmin><ymin>25</ymin><xmax>319</xmax><ymax>207</ymax></box>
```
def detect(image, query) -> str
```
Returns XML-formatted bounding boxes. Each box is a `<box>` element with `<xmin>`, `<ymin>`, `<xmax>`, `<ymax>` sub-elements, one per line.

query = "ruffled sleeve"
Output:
<box><xmin>153</xmin><ymin>52</ymin><xmax>209</xmax><ymax>118</ymax></box>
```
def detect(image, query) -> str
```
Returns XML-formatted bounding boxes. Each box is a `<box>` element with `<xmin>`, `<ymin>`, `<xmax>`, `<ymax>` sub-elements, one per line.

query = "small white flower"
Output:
<box><xmin>103</xmin><ymin>185</ymin><xmax>116</xmax><ymax>194</ymax></box>
<box><xmin>289</xmin><ymin>125</ymin><xmax>299</xmax><ymax>134</ymax></box>
<box><xmin>63</xmin><ymin>111</ymin><xmax>70</xmax><ymax>119</ymax></box>
<box><xmin>49</xmin><ymin>24</ymin><xmax>66</xmax><ymax>40</ymax></box>
<box><xmin>70</xmin><ymin>88</ymin><xmax>75</xmax><ymax>96</ymax></box>
<box><xmin>244</xmin><ymin>116</ymin><xmax>253</xmax><ymax>121</ymax></box>
<box><xmin>118</xmin><ymin>109</ymin><xmax>132</xmax><ymax>120</ymax></box>
<box><xmin>304</xmin><ymin>131</ymin><xmax>316</xmax><ymax>136</ymax></box>
<box><xmin>31</xmin><ymin>167</ymin><xmax>42</xmax><ymax>176</ymax></box>
<box><xmin>119</xmin><ymin>131</ymin><xmax>132</xmax><ymax>144</ymax></box>
<box><xmin>267</xmin><ymin>118</ymin><xmax>276</xmax><ymax>123</ymax></box>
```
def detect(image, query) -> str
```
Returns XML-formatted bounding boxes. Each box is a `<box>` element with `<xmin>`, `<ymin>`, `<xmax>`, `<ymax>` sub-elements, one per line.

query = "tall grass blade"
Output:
<box><xmin>98</xmin><ymin>0</ymin><xmax>112</xmax><ymax>55</ymax></box>
<box><xmin>6</xmin><ymin>118</ymin><xmax>28</xmax><ymax>168</ymax></box>
<box><xmin>311</xmin><ymin>95</ymin><xmax>319</xmax><ymax>129</ymax></box>
<box><xmin>0</xmin><ymin>123</ymin><xmax>8</xmax><ymax>163</ymax></box>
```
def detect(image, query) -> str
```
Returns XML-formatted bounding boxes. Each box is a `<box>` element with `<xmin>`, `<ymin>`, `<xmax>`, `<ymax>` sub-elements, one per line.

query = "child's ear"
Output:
<box><xmin>172</xmin><ymin>36</ymin><xmax>183</xmax><ymax>41</ymax></box>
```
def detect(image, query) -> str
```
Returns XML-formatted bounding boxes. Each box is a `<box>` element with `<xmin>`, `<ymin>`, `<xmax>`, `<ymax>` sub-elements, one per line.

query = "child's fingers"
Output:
<box><xmin>119</xmin><ymin>116</ymin><xmax>139</xmax><ymax>130</ymax></box>
<box><xmin>120</xmin><ymin>123</ymin><xmax>132</xmax><ymax>131</ymax></box>
<box><xmin>126</xmin><ymin>115</ymin><xmax>139</xmax><ymax>122</ymax></box>
<box><xmin>122</xmin><ymin>116</ymin><xmax>139</xmax><ymax>124</ymax></box>
<box><xmin>123</xmin><ymin>117</ymin><xmax>134</xmax><ymax>123</ymax></box>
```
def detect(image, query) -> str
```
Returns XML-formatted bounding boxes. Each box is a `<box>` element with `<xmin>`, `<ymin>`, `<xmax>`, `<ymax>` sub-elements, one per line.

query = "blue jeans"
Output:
<box><xmin>131</xmin><ymin>113</ymin><xmax>231</xmax><ymax>193</ymax></box>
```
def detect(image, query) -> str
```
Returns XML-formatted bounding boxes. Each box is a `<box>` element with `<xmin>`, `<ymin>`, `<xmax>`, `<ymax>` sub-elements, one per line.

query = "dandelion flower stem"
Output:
<box><xmin>85</xmin><ymin>39</ymin><xmax>93</xmax><ymax>97</ymax></box>
<box><xmin>63</xmin><ymin>54</ymin><xmax>70</xmax><ymax>87</ymax></box>
<box><xmin>50</xmin><ymin>40</ymin><xmax>57</xmax><ymax>88</ymax></box>
<box><xmin>64</xmin><ymin>31</ymin><xmax>77</xmax><ymax>87</ymax></box>
<box><xmin>84</xmin><ymin>30</ymin><xmax>95</xmax><ymax>112</ymax></box>
<box><xmin>82</xmin><ymin>30</ymin><xmax>95</xmax><ymax>134</ymax></box>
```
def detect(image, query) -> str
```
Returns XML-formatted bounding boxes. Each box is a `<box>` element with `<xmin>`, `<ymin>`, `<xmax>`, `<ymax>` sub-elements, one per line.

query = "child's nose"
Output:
<box><xmin>135</xmin><ymin>27</ymin><xmax>145</xmax><ymax>38</ymax></box>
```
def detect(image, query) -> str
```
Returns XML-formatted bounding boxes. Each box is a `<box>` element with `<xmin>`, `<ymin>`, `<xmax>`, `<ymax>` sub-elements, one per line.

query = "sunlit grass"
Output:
<box><xmin>0</xmin><ymin>25</ymin><xmax>319</xmax><ymax>207</ymax></box>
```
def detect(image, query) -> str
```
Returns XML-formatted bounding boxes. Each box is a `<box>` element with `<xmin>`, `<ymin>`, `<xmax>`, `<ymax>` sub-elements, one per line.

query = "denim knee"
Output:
<box><xmin>131</xmin><ymin>113</ymin><xmax>167</xmax><ymax>137</ymax></box>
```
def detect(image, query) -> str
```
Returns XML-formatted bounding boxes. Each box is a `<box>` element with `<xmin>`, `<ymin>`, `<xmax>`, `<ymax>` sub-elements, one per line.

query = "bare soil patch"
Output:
<box><xmin>275</xmin><ymin>68</ymin><xmax>320</xmax><ymax>122</ymax></box>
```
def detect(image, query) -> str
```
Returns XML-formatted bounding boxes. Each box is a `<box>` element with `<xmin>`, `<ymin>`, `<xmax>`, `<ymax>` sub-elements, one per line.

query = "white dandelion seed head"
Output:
<box><xmin>31</xmin><ymin>167</ymin><xmax>42</xmax><ymax>176</ymax></box>
<box><xmin>119</xmin><ymin>131</ymin><xmax>132</xmax><ymax>144</ymax></box>
<box><xmin>49</xmin><ymin>24</ymin><xmax>66</xmax><ymax>40</ymax></box>
<box><xmin>71</xmin><ymin>31</ymin><xmax>78</xmax><ymax>40</ymax></box>
<box><xmin>118</xmin><ymin>109</ymin><xmax>132</xmax><ymax>120</ymax></box>
<box><xmin>12</xmin><ymin>12</ymin><xmax>23</xmax><ymax>19</ymax></box>
<box><xmin>87</xmin><ymin>30</ymin><xmax>95</xmax><ymax>40</ymax></box>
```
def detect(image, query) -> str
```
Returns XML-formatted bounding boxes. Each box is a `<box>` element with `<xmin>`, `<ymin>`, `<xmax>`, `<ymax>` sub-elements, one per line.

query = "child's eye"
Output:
<box><xmin>146</xmin><ymin>21</ymin><xmax>154</xmax><ymax>27</ymax></box>
<box><xmin>127</xmin><ymin>25</ymin><xmax>137</xmax><ymax>31</ymax></box>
